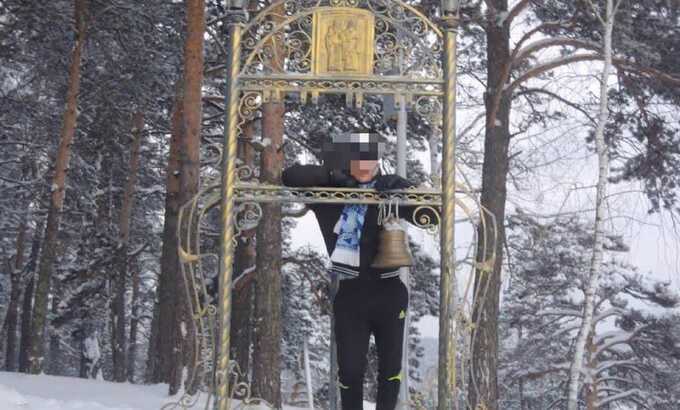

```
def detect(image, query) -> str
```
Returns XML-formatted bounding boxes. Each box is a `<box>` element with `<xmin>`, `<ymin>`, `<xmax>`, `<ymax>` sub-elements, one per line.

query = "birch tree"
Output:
<box><xmin>500</xmin><ymin>212</ymin><xmax>680</xmax><ymax>409</ymax></box>
<box><xmin>567</xmin><ymin>1</ymin><xmax>621</xmax><ymax>408</ymax></box>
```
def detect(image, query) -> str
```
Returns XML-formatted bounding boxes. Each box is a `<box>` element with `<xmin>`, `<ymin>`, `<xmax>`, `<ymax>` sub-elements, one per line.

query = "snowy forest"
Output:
<box><xmin>1</xmin><ymin>0</ymin><xmax>680</xmax><ymax>409</ymax></box>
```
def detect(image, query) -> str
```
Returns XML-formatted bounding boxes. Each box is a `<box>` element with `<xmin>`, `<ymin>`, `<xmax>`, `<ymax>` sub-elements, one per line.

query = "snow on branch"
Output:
<box><xmin>596</xmin><ymin>388</ymin><xmax>647</xmax><ymax>408</ymax></box>
<box><xmin>508</xmin><ymin>53</ymin><xmax>602</xmax><ymax>93</ymax></box>
<box><xmin>594</xmin><ymin>358</ymin><xmax>636</xmax><ymax>374</ymax></box>
<box><xmin>513</xmin><ymin>37</ymin><xmax>601</xmax><ymax>65</ymax></box>
<box><xmin>535</xmin><ymin>308</ymin><xmax>582</xmax><ymax>318</ymax></box>
<box><xmin>506</xmin><ymin>0</ymin><xmax>532</xmax><ymax>26</ymax></box>
<box><xmin>595</xmin><ymin>326</ymin><xmax>647</xmax><ymax>358</ymax></box>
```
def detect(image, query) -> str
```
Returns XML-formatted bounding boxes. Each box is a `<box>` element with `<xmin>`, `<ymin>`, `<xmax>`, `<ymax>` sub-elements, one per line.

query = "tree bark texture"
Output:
<box><xmin>29</xmin><ymin>0</ymin><xmax>88</xmax><ymax>374</ymax></box>
<box><xmin>469</xmin><ymin>1</ymin><xmax>511</xmax><ymax>408</ymax></box>
<box><xmin>252</xmin><ymin>98</ymin><xmax>284</xmax><ymax>409</ymax></box>
<box><xmin>127</xmin><ymin>257</ymin><xmax>142</xmax><ymax>383</ymax></box>
<box><xmin>145</xmin><ymin>296</ymin><xmax>161</xmax><ymax>382</ymax></box>
<box><xmin>152</xmin><ymin>88</ymin><xmax>183</xmax><ymax>388</ymax></box>
<box><xmin>18</xmin><ymin>219</ymin><xmax>42</xmax><ymax>373</ymax></box>
<box><xmin>111</xmin><ymin>112</ymin><xmax>145</xmax><ymax>382</ymax></box>
<box><xmin>251</xmin><ymin>4</ymin><xmax>284</xmax><ymax>405</ymax></box>
<box><xmin>177</xmin><ymin>0</ymin><xmax>205</xmax><ymax>394</ymax></box>
<box><xmin>4</xmin><ymin>198</ymin><xmax>29</xmax><ymax>371</ymax></box>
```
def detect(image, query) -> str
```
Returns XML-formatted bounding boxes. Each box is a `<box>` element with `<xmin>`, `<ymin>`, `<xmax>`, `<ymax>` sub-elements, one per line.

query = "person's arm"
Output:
<box><xmin>282</xmin><ymin>164</ymin><xmax>330</xmax><ymax>187</ymax></box>
<box><xmin>282</xmin><ymin>164</ymin><xmax>358</xmax><ymax>188</ymax></box>
<box><xmin>375</xmin><ymin>174</ymin><xmax>440</xmax><ymax>226</ymax></box>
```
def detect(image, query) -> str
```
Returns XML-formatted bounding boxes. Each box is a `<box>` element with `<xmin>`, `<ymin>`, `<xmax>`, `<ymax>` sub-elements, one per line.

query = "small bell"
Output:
<box><xmin>371</xmin><ymin>218</ymin><xmax>413</xmax><ymax>269</ymax></box>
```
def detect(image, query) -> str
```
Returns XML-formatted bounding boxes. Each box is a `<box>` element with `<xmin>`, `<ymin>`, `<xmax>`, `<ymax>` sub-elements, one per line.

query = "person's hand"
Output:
<box><xmin>329</xmin><ymin>168</ymin><xmax>358</xmax><ymax>188</ymax></box>
<box><xmin>375</xmin><ymin>175</ymin><xmax>413</xmax><ymax>191</ymax></box>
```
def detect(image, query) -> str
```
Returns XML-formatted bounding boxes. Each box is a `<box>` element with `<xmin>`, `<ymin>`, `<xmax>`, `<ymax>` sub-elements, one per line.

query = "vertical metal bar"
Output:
<box><xmin>217</xmin><ymin>22</ymin><xmax>242</xmax><ymax>410</ymax></box>
<box><xmin>396</xmin><ymin>95</ymin><xmax>410</xmax><ymax>410</ymax></box>
<box><xmin>396</xmin><ymin>95</ymin><xmax>407</xmax><ymax>178</ymax></box>
<box><xmin>438</xmin><ymin>22</ymin><xmax>458</xmax><ymax>410</ymax></box>
<box><xmin>395</xmin><ymin>30</ymin><xmax>410</xmax><ymax>408</ymax></box>
<box><xmin>329</xmin><ymin>277</ymin><xmax>339</xmax><ymax>410</ymax></box>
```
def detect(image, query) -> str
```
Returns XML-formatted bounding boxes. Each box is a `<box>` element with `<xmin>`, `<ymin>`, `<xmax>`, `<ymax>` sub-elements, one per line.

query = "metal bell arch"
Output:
<box><xmin>171</xmin><ymin>1</ymin><xmax>498</xmax><ymax>409</ymax></box>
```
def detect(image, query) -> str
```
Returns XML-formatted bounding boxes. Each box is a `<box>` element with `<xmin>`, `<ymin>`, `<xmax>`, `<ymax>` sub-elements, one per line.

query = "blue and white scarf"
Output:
<box><xmin>330</xmin><ymin>181</ymin><xmax>375</xmax><ymax>270</ymax></box>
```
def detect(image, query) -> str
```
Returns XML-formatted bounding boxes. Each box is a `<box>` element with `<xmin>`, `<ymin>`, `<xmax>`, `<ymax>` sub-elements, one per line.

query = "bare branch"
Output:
<box><xmin>506</xmin><ymin>0</ymin><xmax>531</xmax><ymax>25</ymax></box>
<box><xmin>508</xmin><ymin>53</ymin><xmax>602</xmax><ymax>94</ymax></box>
<box><xmin>513</xmin><ymin>37</ymin><xmax>601</xmax><ymax>65</ymax></box>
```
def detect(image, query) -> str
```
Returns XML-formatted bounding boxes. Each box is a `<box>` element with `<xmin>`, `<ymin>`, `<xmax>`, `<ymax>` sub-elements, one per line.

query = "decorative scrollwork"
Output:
<box><xmin>329</xmin><ymin>0</ymin><xmax>359</xmax><ymax>7</ymax></box>
<box><xmin>235</xmin><ymin>183</ymin><xmax>442</xmax><ymax>206</ymax></box>
<box><xmin>173</xmin><ymin>181</ymin><xmax>272</xmax><ymax>409</ymax></box>
<box><xmin>238</xmin><ymin>75</ymin><xmax>443</xmax><ymax>97</ymax></box>
<box><xmin>236</xmin><ymin>165</ymin><xmax>256</xmax><ymax>181</ymax></box>
<box><xmin>234</xmin><ymin>201</ymin><xmax>264</xmax><ymax>244</ymax></box>
<box><xmin>412</xmin><ymin>205</ymin><xmax>441</xmax><ymax>234</ymax></box>
<box><xmin>239</xmin><ymin>0</ymin><xmax>443</xmax><ymax>86</ymax></box>
<box><xmin>415</xmin><ymin>95</ymin><xmax>443</xmax><ymax>127</ymax></box>
<box><xmin>236</xmin><ymin>92</ymin><xmax>262</xmax><ymax>142</ymax></box>
<box><xmin>228</xmin><ymin>362</ymin><xmax>274</xmax><ymax>409</ymax></box>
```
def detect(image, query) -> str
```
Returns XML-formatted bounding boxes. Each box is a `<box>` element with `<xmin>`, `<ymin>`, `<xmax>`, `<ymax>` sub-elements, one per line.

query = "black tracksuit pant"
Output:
<box><xmin>333</xmin><ymin>276</ymin><xmax>409</xmax><ymax>410</ymax></box>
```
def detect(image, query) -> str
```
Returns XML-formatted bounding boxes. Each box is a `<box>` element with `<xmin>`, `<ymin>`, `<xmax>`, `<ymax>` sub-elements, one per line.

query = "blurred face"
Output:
<box><xmin>350</xmin><ymin>160</ymin><xmax>379</xmax><ymax>183</ymax></box>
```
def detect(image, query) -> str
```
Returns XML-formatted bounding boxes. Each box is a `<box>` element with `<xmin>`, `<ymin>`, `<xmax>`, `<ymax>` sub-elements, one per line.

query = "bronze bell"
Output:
<box><xmin>371</xmin><ymin>222</ymin><xmax>413</xmax><ymax>269</ymax></box>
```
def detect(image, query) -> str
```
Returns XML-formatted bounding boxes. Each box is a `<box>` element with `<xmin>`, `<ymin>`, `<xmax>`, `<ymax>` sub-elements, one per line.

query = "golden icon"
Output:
<box><xmin>312</xmin><ymin>8</ymin><xmax>375</xmax><ymax>76</ymax></box>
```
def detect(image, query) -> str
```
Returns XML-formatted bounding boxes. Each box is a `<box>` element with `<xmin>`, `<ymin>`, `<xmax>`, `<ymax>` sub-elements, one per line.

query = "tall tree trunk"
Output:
<box><xmin>252</xmin><ymin>91</ymin><xmax>284</xmax><ymax>409</ymax></box>
<box><xmin>585</xmin><ymin>327</ymin><xmax>598</xmax><ymax>410</ymax></box>
<box><xmin>111</xmin><ymin>112</ymin><xmax>145</xmax><ymax>382</ymax></box>
<box><xmin>251</xmin><ymin>4</ymin><xmax>284</xmax><ymax>406</ymax></box>
<box><xmin>18</xmin><ymin>275</ymin><xmax>35</xmax><ymax>373</ymax></box>
<box><xmin>176</xmin><ymin>0</ymin><xmax>205</xmax><ymax>395</ymax></box>
<box><xmin>567</xmin><ymin>1</ymin><xmax>617</xmax><ymax>408</ymax></box>
<box><xmin>145</xmin><ymin>295</ymin><xmax>161</xmax><ymax>383</ymax></box>
<box><xmin>19</xmin><ymin>219</ymin><xmax>43</xmax><ymax>373</ymax></box>
<box><xmin>28</xmin><ymin>0</ymin><xmax>88</xmax><ymax>374</ymax></box>
<box><xmin>469</xmin><ymin>1</ymin><xmax>511</xmax><ymax>408</ymax></box>
<box><xmin>231</xmin><ymin>121</ymin><xmax>257</xmax><ymax>375</ymax></box>
<box><xmin>4</xmin><ymin>207</ymin><xmax>29</xmax><ymax>371</ymax></box>
<box><xmin>127</xmin><ymin>257</ymin><xmax>142</xmax><ymax>382</ymax></box>
<box><xmin>48</xmin><ymin>279</ymin><xmax>62</xmax><ymax>375</ymax></box>
<box><xmin>152</xmin><ymin>88</ymin><xmax>183</xmax><ymax>386</ymax></box>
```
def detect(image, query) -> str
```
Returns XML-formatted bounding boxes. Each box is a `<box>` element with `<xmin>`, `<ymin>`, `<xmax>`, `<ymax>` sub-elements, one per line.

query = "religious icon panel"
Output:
<box><xmin>312</xmin><ymin>7</ymin><xmax>375</xmax><ymax>76</ymax></box>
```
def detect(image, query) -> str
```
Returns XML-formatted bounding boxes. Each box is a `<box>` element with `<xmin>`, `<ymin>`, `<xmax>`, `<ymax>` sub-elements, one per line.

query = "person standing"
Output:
<box><xmin>282</xmin><ymin>132</ymin><xmax>430</xmax><ymax>410</ymax></box>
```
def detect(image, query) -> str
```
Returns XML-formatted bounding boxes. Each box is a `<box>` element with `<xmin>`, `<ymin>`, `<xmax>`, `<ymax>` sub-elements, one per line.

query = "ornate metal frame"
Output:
<box><xmin>169</xmin><ymin>1</ymin><xmax>497</xmax><ymax>409</ymax></box>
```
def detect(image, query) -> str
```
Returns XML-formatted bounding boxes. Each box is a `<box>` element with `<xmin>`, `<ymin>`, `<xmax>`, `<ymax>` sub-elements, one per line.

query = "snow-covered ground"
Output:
<box><xmin>0</xmin><ymin>371</ymin><xmax>376</xmax><ymax>410</ymax></box>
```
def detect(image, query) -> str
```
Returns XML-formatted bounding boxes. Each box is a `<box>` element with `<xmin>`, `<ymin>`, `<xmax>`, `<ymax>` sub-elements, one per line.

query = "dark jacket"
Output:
<box><xmin>282</xmin><ymin>164</ymin><xmax>427</xmax><ymax>280</ymax></box>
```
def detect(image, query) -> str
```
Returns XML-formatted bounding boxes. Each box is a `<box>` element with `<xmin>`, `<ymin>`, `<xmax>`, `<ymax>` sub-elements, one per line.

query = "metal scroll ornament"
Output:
<box><xmin>240</xmin><ymin>0</ymin><xmax>443</xmax><ymax>83</ymax></box>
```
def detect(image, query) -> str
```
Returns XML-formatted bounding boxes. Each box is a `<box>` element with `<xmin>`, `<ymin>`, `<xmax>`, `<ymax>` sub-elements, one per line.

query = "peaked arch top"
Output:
<box><xmin>237</xmin><ymin>0</ymin><xmax>445</xmax><ymax>98</ymax></box>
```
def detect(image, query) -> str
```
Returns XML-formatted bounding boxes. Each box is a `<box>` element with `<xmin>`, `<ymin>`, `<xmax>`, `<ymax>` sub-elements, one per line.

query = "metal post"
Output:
<box><xmin>396</xmin><ymin>95</ymin><xmax>407</xmax><ymax>177</ymax></box>
<box><xmin>329</xmin><ymin>277</ymin><xmax>339</xmax><ymax>410</ymax></box>
<box><xmin>217</xmin><ymin>21</ymin><xmax>243</xmax><ymax>410</ymax></box>
<box><xmin>394</xmin><ymin>36</ymin><xmax>411</xmax><ymax>409</ymax></box>
<box><xmin>438</xmin><ymin>15</ymin><xmax>459</xmax><ymax>410</ymax></box>
<box><xmin>396</xmin><ymin>96</ymin><xmax>410</xmax><ymax>410</ymax></box>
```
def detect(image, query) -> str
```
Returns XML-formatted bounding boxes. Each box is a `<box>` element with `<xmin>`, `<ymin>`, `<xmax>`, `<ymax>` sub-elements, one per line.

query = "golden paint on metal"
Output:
<box><xmin>217</xmin><ymin>22</ymin><xmax>243</xmax><ymax>410</ymax></box>
<box><xmin>238</xmin><ymin>75</ymin><xmax>445</xmax><ymax>97</ymax></box>
<box><xmin>238</xmin><ymin>1</ymin><xmax>444</xmax><ymax>87</ymax></box>
<box><xmin>312</xmin><ymin>7</ymin><xmax>374</xmax><ymax>76</ymax></box>
<box><xmin>235</xmin><ymin>182</ymin><xmax>443</xmax><ymax>207</ymax></box>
